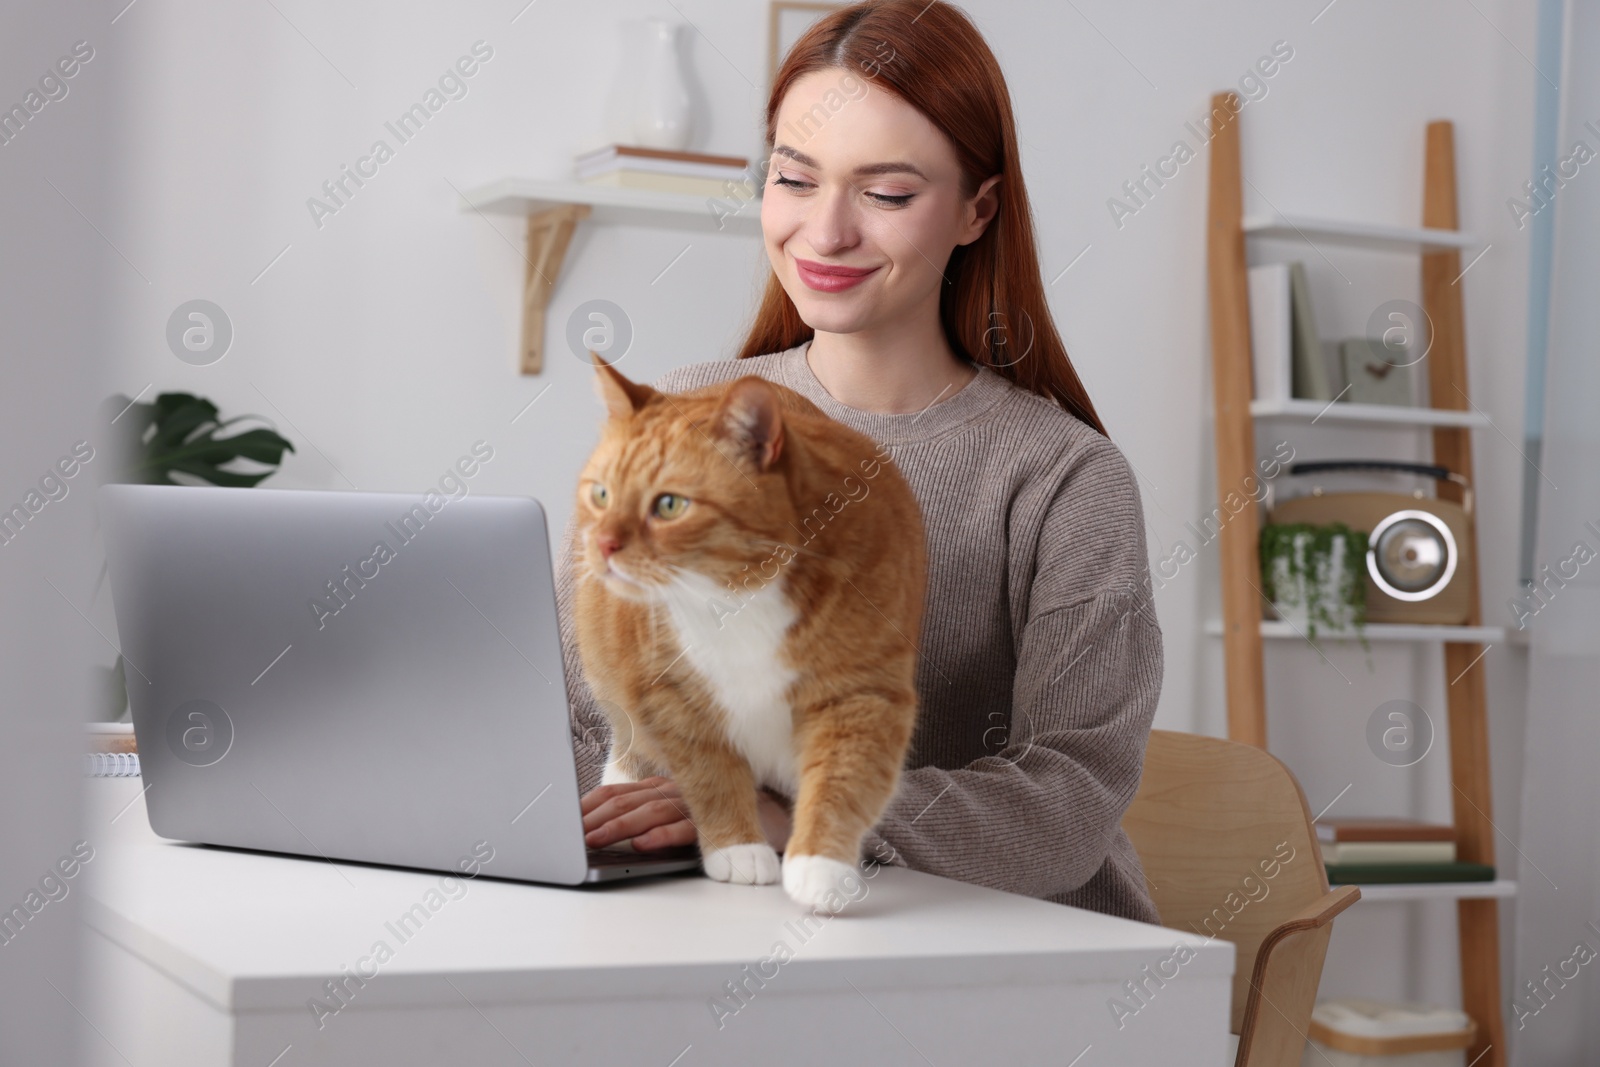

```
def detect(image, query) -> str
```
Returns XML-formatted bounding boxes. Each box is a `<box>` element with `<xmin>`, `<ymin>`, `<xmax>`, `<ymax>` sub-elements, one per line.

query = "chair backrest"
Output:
<box><xmin>1122</xmin><ymin>729</ymin><xmax>1334</xmax><ymax>1040</ymax></box>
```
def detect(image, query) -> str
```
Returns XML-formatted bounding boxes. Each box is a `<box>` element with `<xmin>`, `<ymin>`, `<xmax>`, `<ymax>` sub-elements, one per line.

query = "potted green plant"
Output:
<box><xmin>108</xmin><ymin>392</ymin><xmax>295</xmax><ymax>487</ymax></box>
<box><xmin>1259</xmin><ymin>521</ymin><xmax>1369</xmax><ymax>643</ymax></box>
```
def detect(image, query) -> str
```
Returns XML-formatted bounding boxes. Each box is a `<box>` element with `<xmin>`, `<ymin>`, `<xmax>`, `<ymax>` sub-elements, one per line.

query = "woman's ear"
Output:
<box><xmin>591</xmin><ymin>352</ymin><xmax>658</xmax><ymax>419</ymax></box>
<box><xmin>958</xmin><ymin>173</ymin><xmax>1003</xmax><ymax>247</ymax></box>
<box><xmin>716</xmin><ymin>377</ymin><xmax>785</xmax><ymax>472</ymax></box>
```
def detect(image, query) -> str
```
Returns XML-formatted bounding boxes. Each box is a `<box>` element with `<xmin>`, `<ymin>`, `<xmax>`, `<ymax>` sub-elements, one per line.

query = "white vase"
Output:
<box><xmin>630</xmin><ymin>19</ymin><xmax>693</xmax><ymax>150</ymax></box>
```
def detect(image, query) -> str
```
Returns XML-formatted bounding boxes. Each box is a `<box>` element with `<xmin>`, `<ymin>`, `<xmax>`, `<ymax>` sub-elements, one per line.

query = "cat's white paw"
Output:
<box><xmin>702</xmin><ymin>842</ymin><xmax>782</xmax><ymax>885</ymax></box>
<box><xmin>782</xmin><ymin>854</ymin><xmax>861</xmax><ymax>911</ymax></box>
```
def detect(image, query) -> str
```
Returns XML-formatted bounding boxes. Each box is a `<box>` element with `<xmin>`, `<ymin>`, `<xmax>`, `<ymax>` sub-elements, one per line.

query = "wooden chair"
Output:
<box><xmin>1122</xmin><ymin>729</ymin><xmax>1361</xmax><ymax>1066</ymax></box>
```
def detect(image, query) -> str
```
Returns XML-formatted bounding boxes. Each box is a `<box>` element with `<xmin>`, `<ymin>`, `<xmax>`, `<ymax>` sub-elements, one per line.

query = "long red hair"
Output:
<box><xmin>735</xmin><ymin>0</ymin><xmax>1106</xmax><ymax>436</ymax></box>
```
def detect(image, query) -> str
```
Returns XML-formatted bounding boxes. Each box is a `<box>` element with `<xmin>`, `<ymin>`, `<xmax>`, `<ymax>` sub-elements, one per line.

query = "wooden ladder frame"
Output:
<box><xmin>1203</xmin><ymin>92</ymin><xmax>1506</xmax><ymax>1066</ymax></box>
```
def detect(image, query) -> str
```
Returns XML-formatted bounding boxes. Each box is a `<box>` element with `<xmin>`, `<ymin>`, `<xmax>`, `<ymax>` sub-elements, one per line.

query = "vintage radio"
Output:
<box><xmin>1265</xmin><ymin>461</ymin><xmax>1474</xmax><ymax>625</ymax></box>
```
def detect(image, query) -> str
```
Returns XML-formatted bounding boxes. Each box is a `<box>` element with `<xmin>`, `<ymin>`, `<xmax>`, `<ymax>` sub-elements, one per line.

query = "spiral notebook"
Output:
<box><xmin>85</xmin><ymin>752</ymin><xmax>141</xmax><ymax>777</ymax></box>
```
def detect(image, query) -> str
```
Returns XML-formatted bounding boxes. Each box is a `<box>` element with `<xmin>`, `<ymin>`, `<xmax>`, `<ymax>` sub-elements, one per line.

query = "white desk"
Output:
<box><xmin>82</xmin><ymin>778</ymin><xmax>1234</xmax><ymax>1066</ymax></box>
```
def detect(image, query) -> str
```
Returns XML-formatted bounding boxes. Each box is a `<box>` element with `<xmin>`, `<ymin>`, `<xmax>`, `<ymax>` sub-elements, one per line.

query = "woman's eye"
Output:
<box><xmin>772</xmin><ymin>172</ymin><xmax>912</xmax><ymax>208</ymax></box>
<box><xmin>590</xmin><ymin>483</ymin><xmax>609</xmax><ymax>508</ymax></box>
<box><xmin>652</xmin><ymin>493</ymin><xmax>689</xmax><ymax>520</ymax></box>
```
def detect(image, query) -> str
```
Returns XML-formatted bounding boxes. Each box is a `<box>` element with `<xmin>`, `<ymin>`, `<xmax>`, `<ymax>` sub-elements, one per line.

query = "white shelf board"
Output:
<box><xmin>457</xmin><ymin>178</ymin><xmax>762</xmax><ymax>234</ymax></box>
<box><xmin>1243</xmin><ymin>212</ymin><xmax>1477</xmax><ymax>252</ymax></box>
<box><xmin>1335</xmin><ymin>879</ymin><xmax>1518</xmax><ymax>902</ymax></box>
<box><xmin>1250</xmin><ymin>397</ymin><xmax>1489</xmax><ymax>428</ymax></box>
<box><xmin>1204</xmin><ymin>620</ymin><xmax>1507</xmax><ymax>644</ymax></box>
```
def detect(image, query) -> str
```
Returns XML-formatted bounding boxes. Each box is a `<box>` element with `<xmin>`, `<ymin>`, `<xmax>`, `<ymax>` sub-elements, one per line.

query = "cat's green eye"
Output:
<box><xmin>590</xmin><ymin>483</ymin><xmax>610</xmax><ymax>509</ymax></box>
<box><xmin>652</xmin><ymin>493</ymin><xmax>690</xmax><ymax>520</ymax></box>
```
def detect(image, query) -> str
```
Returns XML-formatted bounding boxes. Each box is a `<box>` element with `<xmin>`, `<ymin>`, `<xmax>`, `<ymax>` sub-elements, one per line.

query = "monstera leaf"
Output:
<box><xmin>108</xmin><ymin>392</ymin><xmax>295</xmax><ymax>487</ymax></box>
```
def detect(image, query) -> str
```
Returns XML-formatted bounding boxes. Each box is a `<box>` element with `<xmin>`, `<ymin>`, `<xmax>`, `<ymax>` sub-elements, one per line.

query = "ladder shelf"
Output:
<box><xmin>1204</xmin><ymin>94</ymin><xmax>1506</xmax><ymax>1066</ymax></box>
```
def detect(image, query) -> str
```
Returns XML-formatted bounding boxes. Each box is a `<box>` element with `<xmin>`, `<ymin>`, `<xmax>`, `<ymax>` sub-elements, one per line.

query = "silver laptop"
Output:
<box><xmin>99</xmin><ymin>484</ymin><xmax>700</xmax><ymax>884</ymax></box>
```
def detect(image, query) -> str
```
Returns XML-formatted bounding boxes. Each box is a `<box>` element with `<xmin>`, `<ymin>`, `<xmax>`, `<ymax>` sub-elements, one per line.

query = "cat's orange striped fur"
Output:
<box><xmin>572</xmin><ymin>357</ymin><xmax>926</xmax><ymax>909</ymax></box>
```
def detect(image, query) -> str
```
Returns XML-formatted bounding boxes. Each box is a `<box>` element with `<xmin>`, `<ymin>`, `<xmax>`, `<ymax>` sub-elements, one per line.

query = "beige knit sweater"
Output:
<box><xmin>556</xmin><ymin>339</ymin><xmax>1163</xmax><ymax>925</ymax></box>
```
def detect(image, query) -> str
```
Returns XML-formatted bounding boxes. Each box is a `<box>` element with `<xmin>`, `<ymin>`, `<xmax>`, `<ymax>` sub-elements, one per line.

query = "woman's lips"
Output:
<box><xmin>795</xmin><ymin>256</ymin><xmax>879</xmax><ymax>292</ymax></box>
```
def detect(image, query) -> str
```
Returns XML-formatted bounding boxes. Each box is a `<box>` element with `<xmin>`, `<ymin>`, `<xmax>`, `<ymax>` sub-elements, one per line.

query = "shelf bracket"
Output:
<box><xmin>519</xmin><ymin>203</ymin><xmax>591</xmax><ymax>375</ymax></box>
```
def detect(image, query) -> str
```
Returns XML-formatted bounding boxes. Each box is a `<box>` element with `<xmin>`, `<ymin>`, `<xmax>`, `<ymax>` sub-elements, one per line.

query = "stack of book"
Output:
<box><xmin>574</xmin><ymin>144</ymin><xmax>757</xmax><ymax>199</ymax></box>
<box><xmin>1316</xmin><ymin>817</ymin><xmax>1494</xmax><ymax>884</ymax></box>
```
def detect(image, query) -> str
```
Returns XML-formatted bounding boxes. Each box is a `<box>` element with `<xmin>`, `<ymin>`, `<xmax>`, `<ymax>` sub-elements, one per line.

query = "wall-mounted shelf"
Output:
<box><xmin>1204</xmin><ymin>620</ymin><xmax>1507</xmax><ymax>644</ymax></box>
<box><xmin>1250</xmin><ymin>397</ymin><xmax>1490</xmax><ymax>428</ymax></box>
<box><xmin>457</xmin><ymin>179</ymin><xmax>762</xmax><ymax>374</ymax></box>
<box><xmin>458</xmin><ymin>178</ymin><xmax>762</xmax><ymax>234</ymax></box>
<box><xmin>1336</xmin><ymin>879</ymin><xmax>1518</xmax><ymax>903</ymax></box>
<box><xmin>1243</xmin><ymin>212</ymin><xmax>1478</xmax><ymax>253</ymax></box>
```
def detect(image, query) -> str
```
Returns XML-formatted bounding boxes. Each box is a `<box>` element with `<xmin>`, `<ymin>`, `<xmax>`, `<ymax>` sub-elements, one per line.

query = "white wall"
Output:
<box><xmin>92</xmin><ymin>0</ymin><xmax>1540</xmax><ymax>1039</ymax></box>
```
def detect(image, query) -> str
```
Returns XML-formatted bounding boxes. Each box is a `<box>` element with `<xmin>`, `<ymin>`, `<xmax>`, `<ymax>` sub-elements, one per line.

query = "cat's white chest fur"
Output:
<box><xmin>659</xmin><ymin>570</ymin><xmax>799</xmax><ymax>794</ymax></box>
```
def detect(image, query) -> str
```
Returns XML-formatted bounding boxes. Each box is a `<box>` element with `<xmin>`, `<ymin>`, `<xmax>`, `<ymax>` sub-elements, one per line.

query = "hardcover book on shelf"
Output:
<box><xmin>1247</xmin><ymin>263</ymin><xmax>1292</xmax><ymax>403</ymax></box>
<box><xmin>1321</xmin><ymin>339</ymin><xmax>1347</xmax><ymax>400</ymax></box>
<box><xmin>1325</xmin><ymin>861</ymin><xmax>1494</xmax><ymax>885</ymax></box>
<box><xmin>1288</xmin><ymin>262</ymin><xmax>1331</xmax><ymax>400</ymax></box>
<box><xmin>1321</xmin><ymin>841</ymin><xmax>1457</xmax><ymax>865</ymax></box>
<box><xmin>574</xmin><ymin>143</ymin><xmax>751</xmax><ymax>181</ymax></box>
<box><xmin>1316</xmin><ymin>817</ymin><xmax>1456</xmax><ymax>843</ymax></box>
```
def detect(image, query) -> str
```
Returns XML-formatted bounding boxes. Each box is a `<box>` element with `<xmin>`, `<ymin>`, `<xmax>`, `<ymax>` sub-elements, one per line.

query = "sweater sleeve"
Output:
<box><xmin>555</xmin><ymin>510</ymin><xmax>609</xmax><ymax>797</ymax></box>
<box><xmin>857</xmin><ymin>437</ymin><xmax>1164</xmax><ymax>899</ymax></box>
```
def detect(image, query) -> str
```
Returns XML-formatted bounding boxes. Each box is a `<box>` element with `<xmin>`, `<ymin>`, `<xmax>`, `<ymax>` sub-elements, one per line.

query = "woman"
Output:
<box><xmin>564</xmin><ymin>0</ymin><xmax>1162</xmax><ymax>924</ymax></box>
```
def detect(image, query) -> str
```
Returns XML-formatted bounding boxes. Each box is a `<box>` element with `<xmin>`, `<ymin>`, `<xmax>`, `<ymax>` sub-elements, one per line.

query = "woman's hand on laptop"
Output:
<box><xmin>582</xmin><ymin>777</ymin><xmax>695</xmax><ymax>852</ymax></box>
<box><xmin>580</xmin><ymin>777</ymin><xmax>793</xmax><ymax>853</ymax></box>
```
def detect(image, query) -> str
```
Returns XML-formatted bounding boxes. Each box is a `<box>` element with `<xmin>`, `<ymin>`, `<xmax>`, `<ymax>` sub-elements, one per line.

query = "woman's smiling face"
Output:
<box><xmin>762</xmin><ymin>68</ymin><xmax>998</xmax><ymax>337</ymax></box>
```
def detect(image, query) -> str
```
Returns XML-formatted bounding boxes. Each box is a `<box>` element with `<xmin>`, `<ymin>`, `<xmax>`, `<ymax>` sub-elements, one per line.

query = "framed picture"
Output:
<box><xmin>767</xmin><ymin>2</ymin><xmax>847</xmax><ymax>93</ymax></box>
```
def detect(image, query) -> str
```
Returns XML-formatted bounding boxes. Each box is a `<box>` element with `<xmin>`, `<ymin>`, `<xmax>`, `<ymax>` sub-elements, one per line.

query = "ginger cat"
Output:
<box><xmin>572</xmin><ymin>357</ymin><xmax>926</xmax><ymax>909</ymax></box>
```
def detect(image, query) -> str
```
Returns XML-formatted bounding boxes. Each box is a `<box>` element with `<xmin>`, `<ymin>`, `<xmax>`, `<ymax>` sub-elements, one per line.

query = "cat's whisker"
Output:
<box><xmin>746</xmin><ymin>535</ymin><xmax>837</xmax><ymax>564</ymax></box>
<box><xmin>662</xmin><ymin>568</ymin><xmax>699</xmax><ymax>609</ymax></box>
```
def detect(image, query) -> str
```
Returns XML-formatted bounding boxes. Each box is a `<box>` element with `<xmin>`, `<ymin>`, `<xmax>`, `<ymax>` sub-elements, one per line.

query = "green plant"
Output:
<box><xmin>97</xmin><ymin>392</ymin><xmax>295</xmax><ymax>720</ymax></box>
<box><xmin>1260</xmin><ymin>521</ymin><xmax>1369</xmax><ymax>643</ymax></box>
<box><xmin>108</xmin><ymin>392</ymin><xmax>295</xmax><ymax>486</ymax></box>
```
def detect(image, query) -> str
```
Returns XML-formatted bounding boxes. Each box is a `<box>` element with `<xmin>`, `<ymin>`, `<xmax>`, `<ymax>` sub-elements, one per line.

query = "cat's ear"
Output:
<box><xmin>716</xmin><ymin>377</ymin><xmax>785</xmax><ymax>472</ymax></box>
<box><xmin>590</xmin><ymin>352</ymin><xmax>657</xmax><ymax>420</ymax></box>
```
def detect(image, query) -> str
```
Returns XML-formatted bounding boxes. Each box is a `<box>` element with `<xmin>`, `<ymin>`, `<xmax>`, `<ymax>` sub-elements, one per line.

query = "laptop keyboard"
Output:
<box><xmin>587</xmin><ymin>845</ymin><xmax>700</xmax><ymax>868</ymax></box>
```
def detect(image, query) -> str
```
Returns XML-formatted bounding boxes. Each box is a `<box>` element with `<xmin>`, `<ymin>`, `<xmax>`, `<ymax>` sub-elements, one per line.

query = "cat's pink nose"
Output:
<box><xmin>596</xmin><ymin>533</ymin><xmax>623</xmax><ymax>559</ymax></box>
